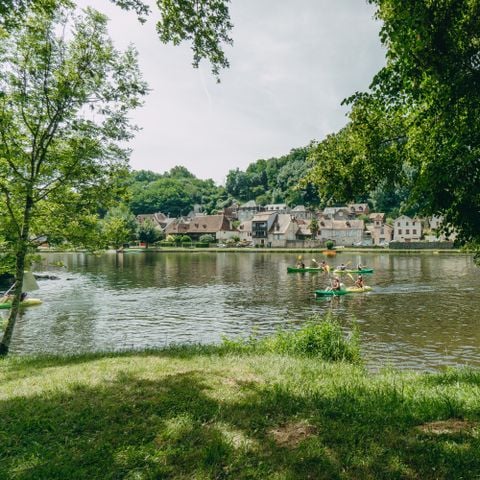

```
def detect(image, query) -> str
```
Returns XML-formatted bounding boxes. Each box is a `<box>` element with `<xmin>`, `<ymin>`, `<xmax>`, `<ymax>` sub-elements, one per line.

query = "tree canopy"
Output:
<box><xmin>309</xmin><ymin>0</ymin><xmax>480</xmax><ymax>249</ymax></box>
<box><xmin>0</xmin><ymin>3</ymin><xmax>146</xmax><ymax>354</ymax></box>
<box><xmin>0</xmin><ymin>0</ymin><xmax>233</xmax><ymax>80</ymax></box>
<box><xmin>225</xmin><ymin>147</ymin><xmax>320</xmax><ymax>207</ymax></box>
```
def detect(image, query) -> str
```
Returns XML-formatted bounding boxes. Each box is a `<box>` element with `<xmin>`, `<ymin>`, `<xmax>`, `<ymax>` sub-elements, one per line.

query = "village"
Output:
<box><xmin>136</xmin><ymin>201</ymin><xmax>456</xmax><ymax>249</ymax></box>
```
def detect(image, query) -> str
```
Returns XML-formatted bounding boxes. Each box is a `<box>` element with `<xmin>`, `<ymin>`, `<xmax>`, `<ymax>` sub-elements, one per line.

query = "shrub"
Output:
<box><xmin>325</xmin><ymin>240</ymin><xmax>335</xmax><ymax>250</ymax></box>
<box><xmin>199</xmin><ymin>234</ymin><xmax>215</xmax><ymax>243</ymax></box>
<box><xmin>180</xmin><ymin>235</ymin><xmax>192</xmax><ymax>243</ymax></box>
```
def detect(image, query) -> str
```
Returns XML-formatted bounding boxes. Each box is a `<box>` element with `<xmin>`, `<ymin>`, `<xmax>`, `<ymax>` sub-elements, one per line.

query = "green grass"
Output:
<box><xmin>1</xmin><ymin>329</ymin><xmax>479</xmax><ymax>479</ymax></box>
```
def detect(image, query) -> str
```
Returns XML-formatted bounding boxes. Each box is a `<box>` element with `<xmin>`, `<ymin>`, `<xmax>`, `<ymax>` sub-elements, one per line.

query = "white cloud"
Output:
<box><xmin>76</xmin><ymin>0</ymin><xmax>385</xmax><ymax>183</ymax></box>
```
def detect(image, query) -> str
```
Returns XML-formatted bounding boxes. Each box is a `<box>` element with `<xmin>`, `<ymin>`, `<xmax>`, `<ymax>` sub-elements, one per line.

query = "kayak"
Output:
<box><xmin>314</xmin><ymin>289</ymin><xmax>349</xmax><ymax>296</ymax></box>
<box><xmin>287</xmin><ymin>266</ymin><xmax>328</xmax><ymax>273</ymax></box>
<box><xmin>333</xmin><ymin>268</ymin><xmax>374</xmax><ymax>274</ymax></box>
<box><xmin>345</xmin><ymin>285</ymin><xmax>372</xmax><ymax>293</ymax></box>
<box><xmin>315</xmin><ymin>286</ymin><xmax>372</xmax><ymax>297</ymax></box>
<box><xmin>0</xmin><ymin>298</ymin><xmax>43</xmax><ymax>309</ymax></box>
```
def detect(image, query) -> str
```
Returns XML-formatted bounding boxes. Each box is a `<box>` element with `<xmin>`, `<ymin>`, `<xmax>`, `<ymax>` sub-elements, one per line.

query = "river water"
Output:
<box><xmin>4</xmin><ymin>251</ymin><xmax>479</xmax><ymax>371</ymax></box>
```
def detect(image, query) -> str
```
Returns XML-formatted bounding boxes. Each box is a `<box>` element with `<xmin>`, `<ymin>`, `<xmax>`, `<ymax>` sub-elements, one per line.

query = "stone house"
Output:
<box><xmin>251</xmin><ymin>211</ymin><xmax>277</xmax><ymax>246</ymax></box>
<box><xmin>367</xmin><ymin>213</ymin><xmax>393</xmax><ymax>245</ymax></box>
<box><xmin>423</xmin><ymin>215</ymin><xmax>457</xmax><ymax>242</ymax></box>
<box><xmin>291</xmin><ymin>205</ymin><xmax>314</xmax><ymax>220</ymax></box>
<box><xmin>322</xmin><ymin>207</ymin><xmax>355</xmax><ymax>220</ymax></box>
<box><xmin>317</xmin><ymin>219</ymin><xmax>364</xmax><ymax>246</ymax></box>
<box><xmin>265</xmin><ymin>203</ymin><xmax>289</xmax><ymax>213</ymax></box>
<box><xmin>164</xmin><ymin>214</ymin><xmax>236</xmax><ymax>241</ymax></box>
<box><xmin>136</xmin><ymin>212</ymin><xmax>174</xmax><ymax>232</ymax></box>
<box><xmin>237</xmin><ymin>200</ymin><xmax>263</xmax><ymax>222</ymax></box>
<box><xmin>268</xmin><ymin>214</ymin><xmax>300</xmax><ymax>247</ymax></box>
<box><xmin>393</xmin><ymin>215</ymin><xmax>423</xmax><ymax>242</ymax></box>
<box><xmin>237</xmin><ymin>220</ymin><xmax>252</xmax><ymax>242</ymax></box>
<box><xmin>347</xmin><ymin>203</ymin><xmax>370</xmax><ymax>216</ymax></box>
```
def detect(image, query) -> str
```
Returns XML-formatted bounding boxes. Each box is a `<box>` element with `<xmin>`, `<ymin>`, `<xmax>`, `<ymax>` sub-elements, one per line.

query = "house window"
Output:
<box><xmin>380</xmin><ymin>228</ymin><xmax>384</xmax><ymax>234</ymax></box>
<box><xmin>397</xmin><ymin>222</ymin><xmax>400</xmax><ymax>226</ymax></box>
<box><xmin>406</xmin><ymin>229</ymin><xmax>410</xmax><ymax>234</ymax></box>
<box><xmin>406</xmin><ymin>222</ymin><xmax>409</xmax><ymax>226</ymax></box>
<box><xmin>413</xmin><ymin>221</ymin><xmax>416</xmax><ymax>226</ymax></box>
<box><xmin>413</xmin><ymin>229</ymin><xmax>417</xmax><ymax>234</ymax></box>
<box><xmin>398</xmin><ymin>229</ymin><xmax>402</xmax><ymax>234</ymax></box>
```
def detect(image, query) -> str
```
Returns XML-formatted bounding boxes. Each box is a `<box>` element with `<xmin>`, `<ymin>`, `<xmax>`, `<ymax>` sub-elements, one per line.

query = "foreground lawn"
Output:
<box><xmin>1</xmin><ymin>347</ymin><xmax>479</xmax><ymax>479</ymax></box>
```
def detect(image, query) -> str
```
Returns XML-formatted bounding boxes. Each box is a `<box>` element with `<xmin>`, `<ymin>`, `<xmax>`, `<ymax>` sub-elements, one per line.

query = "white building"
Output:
<box><xmin>393</xmin><ymin>215</ymin><xmax>422</xmax><ymax>242</ymax></box>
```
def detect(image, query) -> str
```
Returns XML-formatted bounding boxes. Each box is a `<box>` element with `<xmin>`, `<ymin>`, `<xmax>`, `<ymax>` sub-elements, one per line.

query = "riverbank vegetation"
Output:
<box><xmin>1</xmin><ymin>319</ymin><xmax>479</xmax><ymax>479</ymax></box>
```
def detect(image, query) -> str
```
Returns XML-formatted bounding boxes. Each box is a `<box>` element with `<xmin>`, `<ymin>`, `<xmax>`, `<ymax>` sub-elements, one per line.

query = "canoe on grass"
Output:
<box><xmin>287</xmin><ymin>266</ymin><xmax>328</xmax><ymax>273</ymax></box>
<box><xmin>333</xmin><ymin>268</ymin><xmax>374</xmax><ymax>274</ymax></box>
<box><xmin>315</xmin><ymin>285</ymin><xmax>372</xmax><ymax>297</ymax></box>
<box><xmin>0</xmin><ymin>298</ymin><xmax>43</xmax><ymax>309</ymax></box>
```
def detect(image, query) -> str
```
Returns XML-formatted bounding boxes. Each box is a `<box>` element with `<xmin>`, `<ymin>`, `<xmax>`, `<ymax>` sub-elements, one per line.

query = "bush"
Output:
<box><xmin>194</xmin><ymin>242</ymin><xmax>209</xmax><ymax>248</ymax></box>
<box><xmin>180</xmin><ymin>235</ymin><xmax>192</xmax><ymax>243</ymax></box>
<box><xmin>325</xmin><ymin>240</ymin><xmax>335</xmax><ymax>250</ymax></box>
<box><xmin>199</xmin><ymin>234</ymin><xmax>215</xmax><ymax>243</ymax></box>
<box><xmin>158</xmin><ymin>241</ymin><xmax>175</xmax><ymax>247</ymax></box>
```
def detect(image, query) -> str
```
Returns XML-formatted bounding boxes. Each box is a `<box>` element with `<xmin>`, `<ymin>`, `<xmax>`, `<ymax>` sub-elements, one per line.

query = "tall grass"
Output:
<box><xmin>223</xmin><ymin>314</ymin><xmax>361</xmax><ymax>363</ymax></box>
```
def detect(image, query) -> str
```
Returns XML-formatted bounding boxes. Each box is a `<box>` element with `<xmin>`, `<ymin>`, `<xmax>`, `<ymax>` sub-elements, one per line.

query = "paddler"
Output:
<box><xmin>332</xmin><ymin>276</ymin><xmax>341</xmax><ymax>290</ymax></box>
<box><xmin>355</xmin><ymin>274</ymin><xmax>364</xmax><ymax>288</ymax></box>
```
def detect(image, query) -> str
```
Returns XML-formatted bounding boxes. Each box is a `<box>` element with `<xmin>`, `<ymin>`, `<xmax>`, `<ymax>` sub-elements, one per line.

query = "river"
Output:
<box><xmin>3</xmin><ymin>250</ymin><xmax>479</xmax><ymax>371</ymax></box>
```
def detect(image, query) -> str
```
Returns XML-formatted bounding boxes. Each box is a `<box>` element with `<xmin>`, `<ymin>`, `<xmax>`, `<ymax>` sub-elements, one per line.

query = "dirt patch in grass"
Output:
<box><xmin>269</xmin><ymin>421</ymin><xmax>318</xmax><ymax>448</ymax></box>
<box><xmin>417</xmin><ymin>419</ymin><xmax>477</xmax><ymax>435</ymax></box>
<box><xmin>222</xmin><ymin>374</ymin><xmax>263</xmax><ymax>387</ymax></box>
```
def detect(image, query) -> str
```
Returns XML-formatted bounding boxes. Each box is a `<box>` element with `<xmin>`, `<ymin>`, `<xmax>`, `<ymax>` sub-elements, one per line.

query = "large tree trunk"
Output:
<box><xmin>0</xmin><ymin>195</ymin><xmax>32</xmax><ymax>356</ymax></box>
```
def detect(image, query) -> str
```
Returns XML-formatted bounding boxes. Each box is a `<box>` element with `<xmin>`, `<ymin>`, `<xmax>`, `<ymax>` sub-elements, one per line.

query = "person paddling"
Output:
<box><xmin>332</xmin><ymin>276</ymin><xmax>341</xmax><ymax>290</ymax></box>
<box><xmin>355</xmin><ymin>274</ymin><xmax>364</xmax><ymax>288</ymax></box>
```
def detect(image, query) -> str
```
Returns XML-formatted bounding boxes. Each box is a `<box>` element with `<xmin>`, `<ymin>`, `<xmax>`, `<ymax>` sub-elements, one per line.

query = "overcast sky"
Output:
<box><xmin>76</xmin><ymin>0</ymin><xmax>386</xmax><ymax>184</ymax></box>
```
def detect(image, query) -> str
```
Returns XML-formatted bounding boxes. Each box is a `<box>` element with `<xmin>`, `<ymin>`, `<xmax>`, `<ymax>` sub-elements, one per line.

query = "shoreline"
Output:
<box><xmin>39</xmin><ymin>246</ymin><xmax>467</xmax><ymax>255</ymax></box>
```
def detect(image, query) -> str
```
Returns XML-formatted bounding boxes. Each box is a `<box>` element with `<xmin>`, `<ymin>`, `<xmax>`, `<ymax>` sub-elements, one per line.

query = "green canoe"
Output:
<box><xmin>314</xmin><ymin>288</ymin><xmax>349</xmax><ymax>296</ymax></box>
<box><xmin>315</xmin><ymin>286</ymin><xmax>372</xmax><ymax>297</ymax></box>
<box><xmin>0</xmin><ymin>298</ymin><xmax>43</xmax><ymax>309</ymax></box>
<box><xmin>287</xmin><ymin>266</ymin><xmax>327</xmax><ymax>273</ymax></box>
<box><xmin>333</xmin><ymin>268</ymin><xmax>374</xmax><ymax>274</ymax></box>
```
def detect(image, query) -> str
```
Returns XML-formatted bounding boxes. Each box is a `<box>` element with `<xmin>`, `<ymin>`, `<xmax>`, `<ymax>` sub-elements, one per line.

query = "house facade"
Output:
<box><xmin>317</xmin><ymin>219</ymin><xmax>364</xmax><ymax>246</ymax></box>
<box><xmin>424</xmin><ymin>215</ymin><xmax>457</xmax><ymax>242</ymax></box>
<box><xmin>291</xmin><ymin>205</ymin><xmax>314</xmax><ymax>220</ymax></box>
<box><xmin>367</xmin><ymin>213</ymin><xmax>393</xmax><ymax>245</ymax></box>
<box><xmin>237</xmin><ymin>200</ymin><xmax>263</xmax><ymax>222</ymax></box>
<box><xmin>251</xmin><ymin>212</ymin><xmax>277</xmax><ymax>246</ymax></box>
<box><xmin>164</xmin><ymin>214</ymin><xmax>236</xmax><ymax>241</ymax></box>
<box><xmin>347</xmin><ymin>203</ymin><xmax>370</xmax><ymax>216</ymax></box>
<box><xmin>237</xmin><ymin>220</ymin><xmax>252</xmax><ymax>242</ymax></box>
<box><xmin>393</xmin><ymin>215</ymin><xmax>423</xmax><ymax>242</ymax></box>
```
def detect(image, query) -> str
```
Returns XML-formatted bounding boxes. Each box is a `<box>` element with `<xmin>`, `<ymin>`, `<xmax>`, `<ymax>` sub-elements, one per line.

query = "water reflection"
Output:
<box><xmin>4</xmin><ymin>251</ymin><xmax>479</xmax><ymax>371</ymax></box>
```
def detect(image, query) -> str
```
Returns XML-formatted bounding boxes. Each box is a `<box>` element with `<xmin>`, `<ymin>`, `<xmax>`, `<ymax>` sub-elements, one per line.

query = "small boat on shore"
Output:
<box><xmin>0</xmin><ymin>298</ymin><xmax>43</xmax><ymax>309</ymax></box>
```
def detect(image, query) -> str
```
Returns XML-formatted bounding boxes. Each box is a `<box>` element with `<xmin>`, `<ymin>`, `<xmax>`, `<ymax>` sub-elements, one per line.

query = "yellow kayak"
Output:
<box><xmin>0</xmin><ymin>298</ymin><xmax>43</xmax><ymax>309</ymax></box>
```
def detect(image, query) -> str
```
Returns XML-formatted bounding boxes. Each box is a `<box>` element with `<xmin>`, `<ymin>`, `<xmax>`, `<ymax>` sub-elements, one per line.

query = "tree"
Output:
<box><xmin>137</xmin><ymin>219</ymin><xmax>160</xmax><ymax>247</ymax></box>
<box><xmin>102</xmin><ymin>206</ymin><xmax>137</xmax><ymax>250</ymax></box>
<box><xmin>309</xmin><ymin>217</ymin><xmax>319</xmax><ymax>240</ymax></box>
<box><xmin>309</xmin><ymin>0</ymin><xmax>480</xmax><ymax>255</ymax></box>
<box><xmin>0</xmin><ymin>4</ymin><xmax>146</xmax><ymax>355</ymax></box>
<box><xmin>1</xmin><ymin>0</ymin><xmax>233</xmax><ymax>80</ymax></box>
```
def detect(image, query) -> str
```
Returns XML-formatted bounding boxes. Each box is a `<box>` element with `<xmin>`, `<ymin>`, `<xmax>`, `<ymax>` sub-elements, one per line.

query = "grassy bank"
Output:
<box><xmin>1</xmin><ymin>334</ymin><xmax>479</xmax><ymax>478</ymax></box>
